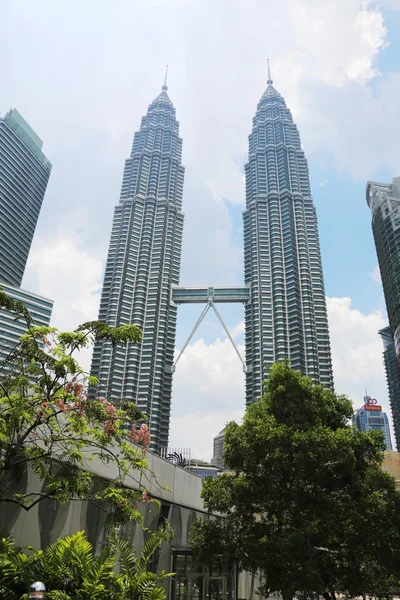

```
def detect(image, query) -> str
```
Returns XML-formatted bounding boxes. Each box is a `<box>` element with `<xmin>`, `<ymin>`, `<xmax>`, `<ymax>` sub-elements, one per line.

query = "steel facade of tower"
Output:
<box><xmin>91</xmin><ymin>83</ymin><xmax>184</xmax><ymax>453</ymax></box>
<box><xmin>367</xmin><ymin>178</ymin><xmax>400</xmax><ymax>362</ymax></box>
<box><xmin>0</xmin><ymin>109</ymin><xmax>52</xmax><ymax>287</ymax></box>
<box><xmin>243</xmin><ymin>76</ymin><xmax>333</xmax><ymax>403</ymax></box>
<box><xmin>379</xmin><ymin>326</ymin><xmax>400</xmax><ymax>449</ymax></box>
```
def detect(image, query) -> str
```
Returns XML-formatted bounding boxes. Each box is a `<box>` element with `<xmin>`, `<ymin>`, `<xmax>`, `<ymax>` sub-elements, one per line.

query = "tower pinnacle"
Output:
<box><xmin>162</xmin><ymin>64</ymin><xmax>169</xmax><ymax>90</ymax></box>
<box><xmin>267</xmin><ymin>58</ymin><xmax>273</xmax><ymax>85</ymax></box>
<box><xmin>267</xmin><ymin>58</ymin><xmax>274</xmax><ymax>85</ymax></box>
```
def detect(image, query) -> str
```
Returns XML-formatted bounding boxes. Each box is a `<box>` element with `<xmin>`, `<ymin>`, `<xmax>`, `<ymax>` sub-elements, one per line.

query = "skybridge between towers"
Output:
<box><xmin>171</xmin><ymin>286</ymin><xmax>250</xmax><ymax>374</ymax></box>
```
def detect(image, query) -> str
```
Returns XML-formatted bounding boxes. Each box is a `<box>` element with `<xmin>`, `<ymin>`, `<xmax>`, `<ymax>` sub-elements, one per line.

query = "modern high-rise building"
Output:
<box><xmin>0</xmin><ymin>283</ymin><xmax>53</xmax><ymax>367</ymax></box>
<box><xmin>367</xmin><ymin>178</ymin><xmax>400</xmax><ymax>363</ymax></box>
<box><xmin>91</xmin><ymin>79</ymin><xmax>185</xmax><ymax>453</ymax></box>
<box><xmin>243</xmin><ymin>69</ymin><xmax>333</xmax><ymax>403</ymax></box>
<box><xmin>379</xmin><ymin>327</ymin><xmax>400</xmax><ymax>450</ymax></box>
<box><xmin>0</xmin><ymin>108</ymin><xmax>53</xmax><ymax>364</ymax></box>
<box><xmin>212</xmin><ymin>428</ymin><xmax>226</xmax><ymax>469</ymax></box>
<box><xmin>0</xmin><ymin>108</ymin><xmax>52</xmax><ymax>287</ymax></box>
<box><xmin>353</xmin><ymin>396</ymin><xmax>393</xmax><ymax>450</ymax></box>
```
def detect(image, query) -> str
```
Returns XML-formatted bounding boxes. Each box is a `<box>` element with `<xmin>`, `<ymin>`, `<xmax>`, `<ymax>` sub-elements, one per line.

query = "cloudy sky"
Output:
<box><xmin>2</xmin><ymin>0</ymin><xmax>400</xmax><ymax>459</ymax></box>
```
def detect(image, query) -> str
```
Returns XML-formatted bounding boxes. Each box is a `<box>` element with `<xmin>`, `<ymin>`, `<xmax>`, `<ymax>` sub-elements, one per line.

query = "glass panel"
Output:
<box><xmin>206</xmin><ymin>578</ymin><xmax>224</xmax><ymax>600</ymax></box>
<box><xmin>174</xmin><ymin>576</ymin><xmax>202</xmax><ymax>600</ymax></box>
<box><xmin>188</xmin><ymin>577</ymin><xmax>202</xmax><ymax>600</ymax></box>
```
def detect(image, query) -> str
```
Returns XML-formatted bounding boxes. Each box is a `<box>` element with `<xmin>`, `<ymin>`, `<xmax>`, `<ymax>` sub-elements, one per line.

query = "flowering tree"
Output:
<box><xmin>0</xmin><ymin>287</ymin><xmax>156</xmax><ymax>526</ymax></box>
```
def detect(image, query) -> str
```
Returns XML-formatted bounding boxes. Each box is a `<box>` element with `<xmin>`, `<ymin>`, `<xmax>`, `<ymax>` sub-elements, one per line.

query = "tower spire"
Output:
<box><xmin>267</xmin><ymin>58</ymin><xmax>273</xmax><ymax>85</ymax></box>
<box><xmin>162</xmin><ymin>64</ymin><xmax>168</xmax><ymax>91</ymax></box>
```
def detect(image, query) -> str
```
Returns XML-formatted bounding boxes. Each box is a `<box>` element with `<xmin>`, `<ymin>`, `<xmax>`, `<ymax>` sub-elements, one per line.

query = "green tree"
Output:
<box><xmin>0</xmin><ymin>526</ymin><xmax>173</xmax><ymax>600</ymax></box>
<box><xmin>0</xmin><ymin>287</ymin><xmax>155</xmax><ymax>525</ymax></box>
<box><xmin>190</xmin><ymin>361</ymin><xmax>400</xmax><ymax>599</ymax></box>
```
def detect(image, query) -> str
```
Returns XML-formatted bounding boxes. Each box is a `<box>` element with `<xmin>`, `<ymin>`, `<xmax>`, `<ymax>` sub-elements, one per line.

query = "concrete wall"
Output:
<box><xmin>0</xmin><ymin>449</ymin><xmax>263</xmax><ymax>599</ymax></box>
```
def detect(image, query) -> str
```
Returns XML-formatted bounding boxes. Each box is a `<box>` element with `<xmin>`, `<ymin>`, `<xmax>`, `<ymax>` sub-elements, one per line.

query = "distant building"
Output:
<box><xmin>353</xmin><ymin>396</ymin><xmax>393</xmax><ymax>450</ymax></box>
<box><xmin>212</xmin><ymin>428</ymin><xmax>226</xmax><ymax>468</ymax></box>
<box><xmin>0</xmin><ymin>283</ymin><xmax>53</xmax><ymax>367</ymax></box>
<box><xmin>186</xmin><ymin>458</ymin><xmax>222</xmax><ymax>479</ymax></box>
<box><xmin>382</xmin><ymin>450</ymin><xmax>400</xmax><ymax>489</ymax></box>
<box><xmin>379</xmin><ymin>327</ymin><xmax>400</xmax><ymax>449</ymax></box>
<box><xmin>0</xmin><ymin>108</ymin><xmax>52</xmax><ymax>287</ymax></box>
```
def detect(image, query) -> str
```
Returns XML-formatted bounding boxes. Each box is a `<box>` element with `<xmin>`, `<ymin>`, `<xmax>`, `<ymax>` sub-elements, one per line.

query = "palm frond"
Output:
<box><xmin>111</xmin><ymin>534</ymin><xmax>138</xmax><ymax>575</ymax></box>
<box><xmin>136</xmin><ymin>526</ymin><xmax>171</xmax><ymax>574</ymax></box>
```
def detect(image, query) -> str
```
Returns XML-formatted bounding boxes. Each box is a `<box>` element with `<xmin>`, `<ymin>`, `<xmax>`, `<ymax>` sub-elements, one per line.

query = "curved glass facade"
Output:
<box><xmin>243</xmin><ymin>78</ymin><xmax>333</xmax><ymax>403</ymax></box>
<box><xmin>91</xmin><ymin>85</ymin><xmax>185</xmax><ymax>453</ymax></box>
<box><xmin>367</xmin><ymin>179</ymin><xmax>400</xmax><ymax>360</ymax></box>
<box><xmin>0</xmin><ymin>109</ymin><xmax>51</xmax><ymax>286</ymax></box>
<box><xmin>379</xmin><ymin>326</ymin><xmax>400</xmax><ymax>449</ymax></box>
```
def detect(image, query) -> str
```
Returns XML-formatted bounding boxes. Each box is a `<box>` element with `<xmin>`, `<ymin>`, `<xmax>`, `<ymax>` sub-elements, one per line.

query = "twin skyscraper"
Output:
<box><xmin>91</xmin><ymin>68</ymin><xmax>333</xmax><ymax>453</ymax></box>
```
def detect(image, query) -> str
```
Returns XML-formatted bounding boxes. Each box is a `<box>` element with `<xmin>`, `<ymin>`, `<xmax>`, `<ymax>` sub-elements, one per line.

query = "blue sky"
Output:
<box><xmin>2</xmin><ymin>0</ymin><xmax>400</xmax><ymax>458</ymax></box>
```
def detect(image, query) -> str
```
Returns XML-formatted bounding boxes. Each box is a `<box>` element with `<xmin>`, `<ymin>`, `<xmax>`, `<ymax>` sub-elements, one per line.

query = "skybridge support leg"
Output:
<box><xmin>210</xmin><ymin>301</ymin><xmax>247</xmax><ymax>373</ymax></box>
<box><xmin>172</xmin><ymin>301</ymin><xmax>247</xmax><ymax>373</ymax></box>
<box><xmin>172</xmin><ymin>303</ymin><xmax>211</xmax><ymax>372</ymax></box>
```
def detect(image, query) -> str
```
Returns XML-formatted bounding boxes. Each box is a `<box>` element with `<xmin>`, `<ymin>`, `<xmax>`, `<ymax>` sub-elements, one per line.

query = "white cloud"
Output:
<box><xmin>23</xmin><ymin>236</ymin><xmax>102</xmax><ymax>330</ymax></box>
<box><xmin>0</xmin><ymin>0</ymin><xmax>393</xmax><ymax>232</ymax></box>
<box><xmin>377</xmin><ymin>0</ymin><xmax>400</xmax><ymax>10</ymax></box>
<box><xmin>370</xmin><ymin>264</ymin><xmax>382</xmax><ymax>284</ymax></box>
<box><xmin>327</xmin><ymin>296</ymin><xmax>395</xmax><ymax>446</ymax></box>
<box><xmin>230</xmin><ymin>321</ymin><xmax>245</xmax><ymax>340</ymax></box>
<box><xmin>297</xmin><ymin>72</ymin><xmax>400</xmax><ymax>180</ymax></box>
<box><xmin>327</xmin><ymin>297</ymin><xmax>387</xmax><ymax>397</ymax></box>
<box><xmin>22</xmin><ymin>236</ymin><xmax>103</xmax><ymax>373</ymax></box>
<box><xmin>170</xmin><ymin>336</ymin><xmax>246</xmax><ymax>461</ymax></box>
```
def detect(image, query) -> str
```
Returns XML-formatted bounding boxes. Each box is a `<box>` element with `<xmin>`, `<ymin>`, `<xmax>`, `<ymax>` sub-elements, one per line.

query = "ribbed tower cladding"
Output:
<box><xmin>91</xmin><ymin>76</ymin><xmax>185</xmax><ymax>453</ymax></box>
<box><xmin>243</xmin><ymin>68</ymin><xmax>333</xmax><ymax>403</ymax></box>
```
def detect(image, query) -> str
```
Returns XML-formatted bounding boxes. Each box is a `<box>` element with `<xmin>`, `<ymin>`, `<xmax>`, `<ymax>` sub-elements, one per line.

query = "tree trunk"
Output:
<box><xmin>250</xmin><ymin>572</ymin><xmax>255</xmax><ymax>600</ymax></box>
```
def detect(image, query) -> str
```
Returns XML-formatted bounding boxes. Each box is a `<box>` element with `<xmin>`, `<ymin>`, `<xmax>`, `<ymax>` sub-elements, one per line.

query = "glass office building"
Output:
<box><xmin>0</xmin><ymin>108</ymin><xmax>52</xmax><ymax>287</ymax></box>
<box><xmin>212</xmin><ymin>428</ymin><xmax>226</xmax><ymax>469</ymax></box>
<box><xmin>91</xmin><ymin>81</ymin><xmax>185</xmax><ymax>453</ymax></box>
<box><xmin>379</xmin><ymin>326</ymin><xmax>400</xmax><ymax>449</ymax></box>
<box><xmin>353</xmin><ymin>396</ymin><xmax>393</xmax><ymax>450</ymax></box>
<box><xmin>243</xmin><ymin>73</ymin><xmax>333</xmax><ymax>403</ymax></box>
<box><xmin>0</xmin><ymin>282</ymin><xmax>53</xmax><ymax>367</ymax></box>
<box><xmin>367</xmin><ymin>179</ymin><xmax>400</xmax><ymax>360</ymax></box>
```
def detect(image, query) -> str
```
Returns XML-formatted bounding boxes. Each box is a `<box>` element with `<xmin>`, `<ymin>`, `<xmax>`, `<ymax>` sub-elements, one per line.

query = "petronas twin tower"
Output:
<box><xmin>91</xmin><ymin>68</ymin><xmax>333</xmax><ymax>452</ymax></box>
<box><xmin>244</xmin><ymin>73</ymin><xmax>333</xmax><ymax>401</ymax></box>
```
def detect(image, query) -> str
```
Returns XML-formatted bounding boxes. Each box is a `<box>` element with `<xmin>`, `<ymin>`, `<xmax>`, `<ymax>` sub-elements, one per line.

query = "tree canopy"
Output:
<box><xmin>0</xmin><ymin>287</ymin><xmax>156</xmax><ymax>527</ymax></box>
<box><xmin>190</xmin><ymin>361</ymin><xmax>400</xmax><ymax>599</ymax></box>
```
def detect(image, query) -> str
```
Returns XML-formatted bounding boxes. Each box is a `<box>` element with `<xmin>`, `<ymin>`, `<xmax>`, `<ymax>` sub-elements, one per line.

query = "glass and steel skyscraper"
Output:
<box><xmin>0</xmin><ymin>282</ymin><xmax>53</xmax><ymax>366</ymax></box>
<box><xmin>353</xmin><ymin>396</ymin><xmax>393</xmax><ymax>451</ymax></box>
<box><xmin>0</xmin><ymin>108</ymin><xmax>52</xmax><ymax>287</ymax></box>
<box><xmin>243</xmin><ymin>68</ymin><xmax>333</xmax><ymax>403</ymax></box>
<box><xmin>367</xmin><ymin>178</ymin><xmax>400</xmax><ymax>361</ymax></box>
<box><xmin>91</xmin><ymin>78</ymin><xmax>185</xmax><ymax>453</ymax></box>
<box><xmin>379</xmin><ymin>326</ymin><xmax>400</xmax><ymax>449</ymax></box>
